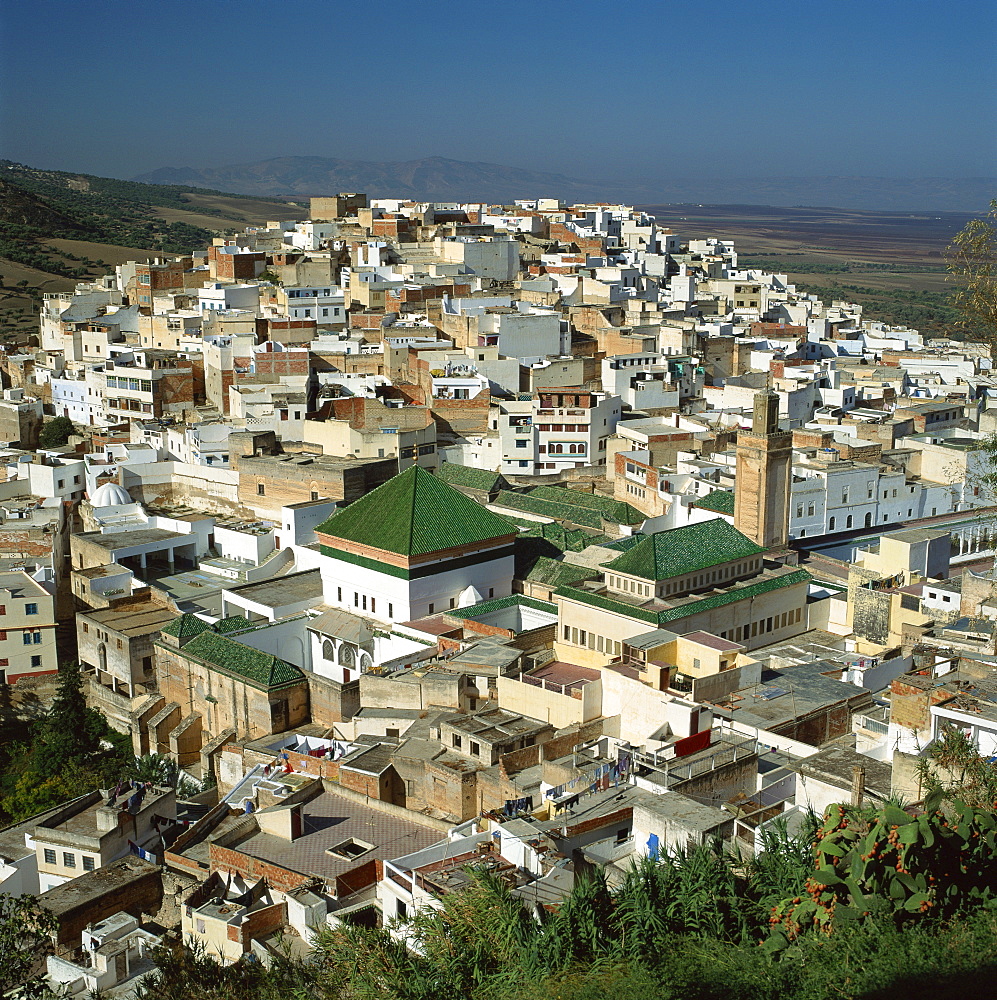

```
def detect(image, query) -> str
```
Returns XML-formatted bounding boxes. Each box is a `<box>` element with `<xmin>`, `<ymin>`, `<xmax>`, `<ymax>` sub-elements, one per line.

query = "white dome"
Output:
<box><xmin>91</xmin><ymin>482</ymin><xmax>133</xmax><ymax>507</ymax></box>
<box><xmin>457</xmin><ymin>584</ymin><xmax>483</xmax><ymax>608</ymax></box>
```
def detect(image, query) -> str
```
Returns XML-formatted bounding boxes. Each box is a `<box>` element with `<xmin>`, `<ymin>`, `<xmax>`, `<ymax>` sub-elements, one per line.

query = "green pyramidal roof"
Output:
<box><xmin>160</xmin><ymin>613</ymin><xmax>212</xmax><ymax>639</ymax></box>
<box><xmin>693</xmin><ymin>490</ymin><xmax>736</xmax><ymax>516</ymax></box>
<box><xmin>605</xmin><ymin>520</ymin><xmax>766</xmax><ymax>581</ymax></box>
<box><xmin>315</xmin><ymin>465</ymin><xmax>517</xmax><ymax>557</ymax></box>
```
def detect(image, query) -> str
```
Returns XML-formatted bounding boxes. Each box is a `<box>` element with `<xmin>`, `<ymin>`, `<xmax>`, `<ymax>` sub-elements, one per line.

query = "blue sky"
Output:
<box><xmin>1</xmin><ymin>0</ymin><xmax>994</xmax><ymax>181</ymax></box>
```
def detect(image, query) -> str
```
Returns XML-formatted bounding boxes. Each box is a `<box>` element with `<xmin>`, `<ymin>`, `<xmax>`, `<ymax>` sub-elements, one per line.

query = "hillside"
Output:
<box><xmin>135</xmin><ymin>156</ymin><xmax>996</xmax><ymax>212</ymax></box>
<box><xmin>135</xmin><ymin>154</ymin><xmax>600</xmax><ymax>205</ymax></box>
<box><xmin>0</xmin><ymin>161</ymin><xmax>306</xmax><ymax>343</ymax></box>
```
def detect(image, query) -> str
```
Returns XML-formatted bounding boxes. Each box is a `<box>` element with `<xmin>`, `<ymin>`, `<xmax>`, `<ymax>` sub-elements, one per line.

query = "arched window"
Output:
<box><xmin>359</xmin><ymin>652</ymin><xmax>373</xmax><ymax>673</ymax></box>
<box><xmin>864</xmin><ymin>512</ymin><xmax>872</xmax><ymax>528</ymax></box>
<box><xmin>829</xmin><ymin>517</ymin><xmax>836</xmax><ymax>531</ymax></box>
<box><xmin>846</xmin><ymin>515</ymin><xmax>853</xmax><ymax>529</ymax></box>
<box><xmin>322</xmin><ymin>639</ymin><xmax>335</xmax><ymax>661</ymax></box>
<box><xmin>338</xmin><ymin>645</ymin><xmax>355</xmax><ymax>667</ymax></box>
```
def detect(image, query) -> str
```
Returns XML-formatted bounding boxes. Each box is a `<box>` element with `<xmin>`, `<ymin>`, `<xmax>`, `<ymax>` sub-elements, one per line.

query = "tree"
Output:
<box><xmin>130</xmin><ymin>754</ymin><xmax>203</xmax><ymax>798</ymax></box>
<box><xmin>0</xmin><ymin>893</ymin><xmax>57</xmax><ymax>998</ymax></box>
<box><xmin>947</xmin><ymin>198</ymin><xmax>997</xmax><ymax>350</ymax></box>
<box><xmin>0</xmin><ymin>663</ymin><xmax>130</xmax><ymax>821</ymax></box>
<box><xmin>37</xmin><ymin>415</ymin><xmax>76</xmax><ymax>448</ymax></box>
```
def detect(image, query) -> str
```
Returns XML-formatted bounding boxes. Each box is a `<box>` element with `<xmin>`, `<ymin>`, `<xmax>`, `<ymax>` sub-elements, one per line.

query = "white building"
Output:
<box><xmin>284</xmin><ymin>285</ymin><xmax>346</xmax><ymax>327</ymax></box>
<box><xmin>495</xmin><ymin>389</ymin><xmax>621</xmax><ymax>477</ymax></box>
<box><xmin>311</xmin><ymin>466</ymin><xmax>517</xmax><ymax>625</ymax></box>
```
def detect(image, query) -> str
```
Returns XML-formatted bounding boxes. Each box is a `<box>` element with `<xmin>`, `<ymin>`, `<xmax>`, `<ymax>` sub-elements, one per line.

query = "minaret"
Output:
<box><xmin>734</xmin><ymin>388</ymin><xmax>792</xmax><ymax>549</ymax></box>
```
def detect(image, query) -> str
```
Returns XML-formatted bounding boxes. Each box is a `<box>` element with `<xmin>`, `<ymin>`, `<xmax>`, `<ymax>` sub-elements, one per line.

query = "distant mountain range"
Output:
<box><xmin>133</xmin><ymin>156</ymin><xmax>995</xmax><ymax>212</ymax></box>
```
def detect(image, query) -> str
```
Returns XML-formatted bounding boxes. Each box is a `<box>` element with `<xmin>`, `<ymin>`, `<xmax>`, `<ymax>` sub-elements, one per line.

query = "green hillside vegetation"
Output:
<box><xmin>0</xmin><ymin>161</ymin><xmax>304</xmax><ymax>345</ymax></box>
<box><xmin>794</xmin><ymin>281</ymin><xmax>985</xmax><ymax>340</ymax></box>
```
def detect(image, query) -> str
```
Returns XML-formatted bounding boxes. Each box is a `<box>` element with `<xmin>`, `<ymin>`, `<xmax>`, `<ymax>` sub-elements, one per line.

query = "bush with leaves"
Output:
<box><xmin>766</xmin><ymin>790</ymin><xmax>997</xmax><ymax>953</ymax></box>
<box><xmin>0</xmin><ymin>662</ymin><xmax>131</xmax><ymax>821</ymax></box>
<box><xmin>37</xmin><ymin>415</ymin><xmax>76</xmax><ymax>448</ymax></box>
<box><xmin>0</xmin><ymin>893</ymin><xmax>57</xmax><ymax>998</ymax></box>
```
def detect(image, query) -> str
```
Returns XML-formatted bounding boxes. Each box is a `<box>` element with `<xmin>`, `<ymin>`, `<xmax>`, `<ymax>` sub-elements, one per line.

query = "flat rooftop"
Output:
<box><xmin>226</xmin><ymin>569</ymin><xmax>322</xmax><ymax>607</ymax></box>
<box><xmin>81</xmin><ymin>601</ymin><xmax>179</xmax><ymax>637</ymax></box>
<box><xmin>38</xmin><ymin>856</ymin><xmax>160</xmax><ymax>916</ymax></box>
<box><xmin>0</xmin><ymin>570</ymin><xmax>48</xmax><ymax>596</ymax></box>
<box><xmin>524</xmin><ymin>660</ymin><xmax>601</xmax><ymax>692</ymax></box>
<box><xmin>75</xmin><ymin>528</ymin><xmax>194</xmax><ymax>551</ymax></box>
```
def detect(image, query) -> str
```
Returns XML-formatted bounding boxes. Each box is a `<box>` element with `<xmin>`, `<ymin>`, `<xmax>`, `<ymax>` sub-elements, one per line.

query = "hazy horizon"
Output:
<box><xmin>1</xmin><ymin>0</ymin><xmax>994</xmax><ymax>192</ymax></box>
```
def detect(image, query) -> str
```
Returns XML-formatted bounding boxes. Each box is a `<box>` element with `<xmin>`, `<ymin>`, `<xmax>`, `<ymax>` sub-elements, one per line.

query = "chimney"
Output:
<box><xmin>850</xmin><ymin>765</ymin><xmax>866</xmax><ymax>808</ymax></box>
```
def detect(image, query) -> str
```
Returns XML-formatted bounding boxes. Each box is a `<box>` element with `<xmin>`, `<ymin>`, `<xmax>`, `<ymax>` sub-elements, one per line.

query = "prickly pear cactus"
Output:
<box><xmin>765</xmin><ymin>790</ymin><xmax>997</xmax><ymax>953</ymax></box>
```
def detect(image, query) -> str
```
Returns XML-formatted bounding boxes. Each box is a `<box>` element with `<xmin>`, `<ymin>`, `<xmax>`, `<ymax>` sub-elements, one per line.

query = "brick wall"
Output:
<box><xmin>208</xmin><ymin>842</ymin><xmax>312</xmax><ymax>893</ymax></box>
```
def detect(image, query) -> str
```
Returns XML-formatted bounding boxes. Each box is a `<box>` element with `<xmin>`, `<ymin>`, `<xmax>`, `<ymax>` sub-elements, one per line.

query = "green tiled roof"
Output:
<box><xmin>214</xmin><ymin>616</ymin><xmax>255</xmax><ymax>634</ymax></box>
<box><xmin>493</xmin><ymin>491</ymin><xmax>606</xmax><ymax>531</ymax></box>
<box><xmin>694</xmin><ymin>490</ymin><xmax>736</xmax><ymax>515</ymax></box>
<box><xmin>446</xmin><ymin>593</ymin><xmax>557</xmax><ymax>620</ymax></box>
<box><xmin>527</xmin><ymin>486</ymin><xmax>644</xmax><ymax>525</ymax></box>
<box><xmin>524</xmin><ymin>556</ymin><xmax>599</xmax><ymax>588</ymax></box>
<box><xmin>160</xmin><ymin>614</ymin><xmax>211</xmax><ymax>639</ymax></box>
<box><xmin>605</xmin><ymin>521</ymin><xmax>766</xmax><ymax>582</ymax></box>
<box><xmin>178</xmin><ymin>631</ymin><xmax>305</xmax><ymax>690</ymax></box>
<box><xmin>603</xmin><ymin>534</ymin><xmax>643</xmax><ymax>553</ymax></box>
<box><xmin>435</xmin><ymin>462</ymin><xmax>506</xmax><ymax>493</ymax></box>
<box><xmin>315</xmin><ymin>466</ymin><xmax>517</xmax><ymax>556</ymax></box>
<box><xmin>521</xmin><ymin>522</ymin><xmax>605</xmax><ymax>553</ymax></box>
<box><xmin>557</xmin><ymin>568</ymin><xmax>810</xmax><ymax>627</ymax></box>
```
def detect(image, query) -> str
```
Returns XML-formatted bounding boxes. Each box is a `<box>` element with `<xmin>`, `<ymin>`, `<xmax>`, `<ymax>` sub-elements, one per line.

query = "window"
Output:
<box><xmin>337</xmin><ymin>587</ymin><xmax>342</xmax><ymax>602</ymax></box>
<box><xmin>428</xmin><ymin>603</ymin><xmax>434</xmax><ymax>614</ymax></box>
<box><xmin>452</xmin><ymin>734</ymin><xmax>462</xmax><ymax>749</ymax></box>
<box><xmin>257</xmin><ymin>483</ymin><xmax>265</xmax><ymax>495</ymax></box>
<box><xmin>43</xmin><ymin>849</ymin><xmax>55</xmax><ymax>865</ymax></box>
<box><xmin>31</xmin><ymin>656</ymin><xmax>41</xmax><ymax>667</ymax></box>
<box><xmin>63</xmin><ymin>852</ymin><xmax>75</xmax><ymax>868</ymax></box>
<box><xmin>83</xmin><ymin>856</ymin><xmax>94</xmax><ymax>871</ymax></box>
<box><xmin>311</xmin><ymin>491</ymin><xmax>319</xmax><ymax>501</ymax></box>
<box><xmin>470</xmin><ymin>741</ymin><xmax>480</xmax><ymax>756</ymax></box>
<box><xmin>829</xmin><ymin>517</ymin><xmax>836</xmax><ymax>531</ymax></box>
<box><xmin>25</xmin><ymin>604</ymin><xmax>37</xmax><ymax>615</ymax></box>
<box><xmin>83</xmin><ymin>623</ymin><xmax>89</xmax><ymax>633</ymax></box>
<box><xmin>388</xmin><ymin>603</ymin><xmax>393</xmax><ymax>618</ymax></box>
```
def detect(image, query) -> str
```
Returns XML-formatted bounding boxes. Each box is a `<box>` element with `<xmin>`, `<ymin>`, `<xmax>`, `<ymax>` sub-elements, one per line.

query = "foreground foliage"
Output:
<box><xmin>0</xmin><ymin>894</ymin><xmax>57</xmax><ymax>999</ymax></box>
<box><xmin>135</xmin><ymin>791</ymin><xmax>997</xmax><ymax>1000</ymax></box>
